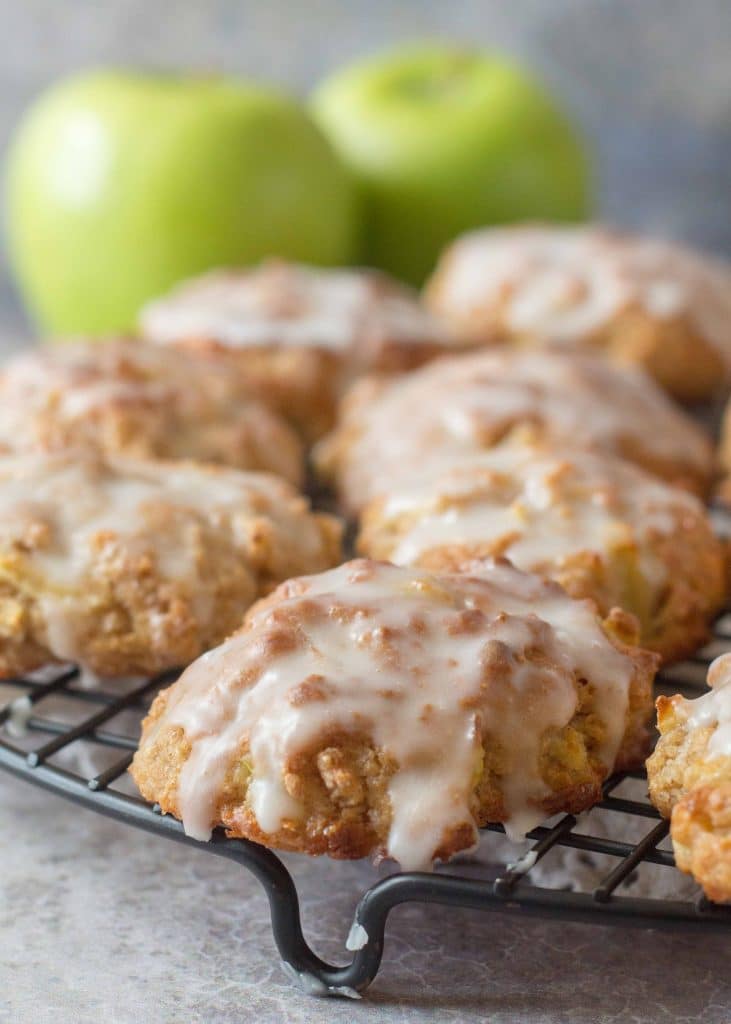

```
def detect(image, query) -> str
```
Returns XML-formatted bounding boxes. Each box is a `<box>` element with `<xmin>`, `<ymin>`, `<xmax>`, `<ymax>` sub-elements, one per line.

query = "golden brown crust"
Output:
<box><xmin>131</xmin><ymin>560</ymin><xmax>657</xmax><ymax>864</ymax></box>
<box><xmin>670</xmin><ymin>783</ymin><xmax>731</xmax><ymax>903</ymax></box>
<box><xmin>424</xmin><ymin>225</ymin><xmax>731</xmax><ymax>402</ymax></box>
<box><xmin>133</xmin><ymin>663</ymin><xmax>655</xmax><ymax>863</ymax></box>
<box><xmin>0</xmin><ymin>339</ymin><xmax>306</xmax><ymax>485</ymax></box>
<box><xmin>364</xmin><ymin>543</ymin><xmax>720</xmax><ymax>664</ymax></box>
<box><xmin>597</xmin><ymin>307</ymin><xmax>727</xmax><ymax>403</ymax></box>
<box><xmin>0</xmin><ymin>452</ymin><xmax>342</xmax><ymax>677</ymax></box>
<box><xmin>140</xmin><ymin>262</ymin><xmax>460</xmax><ymax>441</ymax></box>
<box><xmin>315</xmin><ymin>360</ymin><xmax>712</xmax><ymax>516</ymax></box>
<box><xmin>154</xmin><ymin>339</ymin><xmax>341</xmax><ymax>444</ymax></box>
<box><xmin>428</xmin><ymin>294</ymin><xmax>726</xmax><ymax>405</ymax></box>
<box><xmin>134</xmin><ymin>719</ymin><xmax>637</xmax><ymax>862</ymax></box>
<box><xmin>357</xmin><ymin>449</ymin><xmax>725</xmax><ymax>663</ymax></box>
<box><xmin>648</xmin><ymin>689</ymin><xmax>731</xmax><ymax>901</ymax></box>
<box><xmin>0</xmin><ymin>544</ymin><xmax>258</xmax><ymax>678</ymax></box>
<box><xmin>647</xmin><ymin>696</ymin><xmax>714</xmax><ymax>818</ymax></box>
<box><xmin>315</xmin><ymin>351</ymin><xmax>715</xmax><ymax>515</ymax></box>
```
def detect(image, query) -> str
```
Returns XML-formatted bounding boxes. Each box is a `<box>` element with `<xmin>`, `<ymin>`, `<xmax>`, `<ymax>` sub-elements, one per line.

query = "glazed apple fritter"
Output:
<box><xmin>424</xmin><ymin>223</ymin><xmax>731</xmax><ymax>402</ymax></box>
<box><xmin>357</xmin><ymin>443</ymin><xmax>725</xmax><ymax>663</ymax></box>
<box><xmin>0</xmin><ymin>451</ymin><xmax>341</xmax><ymax>678</ymax></box>
<box><xmin>0</xmin><ymin>339</ymin><xmax>305</xmax><ymax>486</ymax></box>
<box><xmin>140</xmin><ymin>260</ymin><xmax>458</xmax><ymax>440</ymax></box>
<box><xmin>132</xmin><ymin>558</ymin><xmax>657</xmax><ymax>870</ymax></box>
<box><xmin>315</xmin><ymin>349</ymin><xmax>715</xmax><ymax>514</ymax></box>
<box><xmin>648</xmin><ymin>653</ymin><xmax>731</xmax><ymax>903</ymax></box>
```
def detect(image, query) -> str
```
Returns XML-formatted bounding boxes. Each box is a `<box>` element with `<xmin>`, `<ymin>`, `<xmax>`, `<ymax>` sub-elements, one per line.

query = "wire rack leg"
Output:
<box><xmin>206</xmin><ymin>834</ymin><xmax>384</xmax><ymax>997</ymax></box>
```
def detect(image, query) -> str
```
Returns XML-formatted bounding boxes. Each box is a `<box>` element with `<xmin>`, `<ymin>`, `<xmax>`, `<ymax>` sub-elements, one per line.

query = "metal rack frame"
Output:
<box><xmin>2</xmin><ymin>627</ymin><xmax>731</xmax><ymax>998</ymax></box>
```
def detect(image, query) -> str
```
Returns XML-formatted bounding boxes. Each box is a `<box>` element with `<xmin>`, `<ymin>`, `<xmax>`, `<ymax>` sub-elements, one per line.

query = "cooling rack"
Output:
<box><xmin>2</xmin><ymin>617</ymin><xmax>731</xmax><ymax>998</ymax></box>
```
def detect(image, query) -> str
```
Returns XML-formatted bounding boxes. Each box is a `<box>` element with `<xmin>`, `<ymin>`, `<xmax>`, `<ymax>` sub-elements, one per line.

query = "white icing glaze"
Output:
<box><xmin>505</xmin><ymin>848</ymin><xmax>538</xmax><ymax>874</ymax></box>
<box><xmin>679</xmin><ymin>653</ymin><xmax>731</xmax><ymax>758</ymax></box>
<box><xmin>433</xmin><ymin>225</ymin><xmax>731</xmax><ymax>362</ymax></box>
<box><xmin>0</xmin><ymin>341</ymin><xmax>192</xmax><ymax>419</ymax></box>
<box><xmin>330</xmin><ymin>350</ymin><xmax>712</xmax><ymax>509</ymax></box>
<box><xmin>141</xmin><ymin>263</ymin><xmax>445</xmax><ymax>353</ymax></box>
<box><xmin>0</xmin><ymin>451</ymin><xmax>326</xmax><ymax>664</ymax></box>
<box><xmin>370</xmin><ymin>445</ymin><xmax>701</xmax><ymax>583</ymax></box>
<box><xmin>345</xmin><ymin>923</ymin><xmax>369</xmax><ymax>951</ymax></box>
<box><xmin>5</xmin><ymin>694</ymin><xmax>33</xmax><ymax>739</ymax></box>
<box><xmin>0</xmin><ymin>452</ymin><xmax>301</xmax><ymax>582</ymax></box>
<box><xmin>0</xmin><ymin>340</ymin><xmax>303</xmax><ymax>484</ymax></box>
<box><xmin>144</xmin><ymin>560</ymin><xmax>637</xmax><ymax>870</ymax></box>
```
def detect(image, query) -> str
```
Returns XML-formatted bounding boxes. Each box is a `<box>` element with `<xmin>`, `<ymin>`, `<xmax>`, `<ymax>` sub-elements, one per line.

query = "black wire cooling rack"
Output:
<box><xmin>2</xmin><ymin>615</ymin><xmax>731</xmax><ymax>997</ymax></box>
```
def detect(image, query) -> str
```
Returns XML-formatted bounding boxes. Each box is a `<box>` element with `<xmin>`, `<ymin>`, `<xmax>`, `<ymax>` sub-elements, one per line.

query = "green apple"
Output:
<box><xmin>312</xmin><ymin>43</ymin><xmax>591</xmax><ymax>284</ymax></box>
<box><xmin>6</xmin><ymin>71</ymin><xmax>359</xmax><ymax>335</ymax></box>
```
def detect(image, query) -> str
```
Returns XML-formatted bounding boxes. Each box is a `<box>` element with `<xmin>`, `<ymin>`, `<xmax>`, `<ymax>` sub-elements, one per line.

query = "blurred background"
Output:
<box><xmin>2</xmin><ymin>0</ymin><xmax>730</xmax><ymax>340</ymax></box>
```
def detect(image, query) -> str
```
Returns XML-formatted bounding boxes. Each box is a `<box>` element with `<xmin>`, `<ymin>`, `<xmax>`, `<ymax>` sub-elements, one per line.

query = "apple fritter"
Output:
<box><xmin>140</xmin><ymin>261</ymin><xmax>458</xmax><ymax>440</ymax></box>
<box><xmin>315</xmin><ymin>349</ymin><xmax>714</xmax><ymax>515</ymax></box>
<box><xmin>0</xmin><ymin>339</ymin><xmax>305</xmax><ymax>486</ymax></box>
<box><xmin>357</xmin><ymin>443</ymin><xmax>725</xmax><ymax>663</ymax></box>
<box><xmin>425</xmin><ymin>224</ymin><xmax>731</xmax><ymax>402</ymax></box>
<box><xmin>648</xmin><ymin>654</ymin><xmax>731</xmax><ymax>902</ymax></box>
<box><xmin>131</xmin><ymin>558</ymin><xmax>657</xmax><ymax>869</ymax></box>
<box><xmin>0</xmin><ymin>451</ymin><xmax>342</xmax><ymax>677</ymax></box>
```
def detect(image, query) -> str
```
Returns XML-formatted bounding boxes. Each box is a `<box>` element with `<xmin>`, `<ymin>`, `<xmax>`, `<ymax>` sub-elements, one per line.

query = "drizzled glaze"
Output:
<box><xmin>142</xmin><ymin>560</ymin><xmax>638</xmax><ymax>870</ymax></box>
<box><xmin>140</xmin><ymin>262</ymin><xmax>446</xmax><ymax>352</ymax></box>
<box><xmin>0</xmin><ymin>451</ymin><xmax>324</xmax><ymax>582</ymax></box>
<box><xmin>323</xmin><ymin>349</ymin><xmax>712</xmax><ymax>510</ymax></box>
<box><xmin>679</xmin><ymin>654</ymin><xmax>731</xmax><ymax>759</ymax></box>
<box><xmin>429</xmin><ymin>225</ymin><xmax>731</xmax><ymax>361</ymax></box>
<box><xmin>0</xmin><ymin>339</ymin><xmax>228</xmax><ymax>419</ymax></box>
<box><xmin>364</xmin><ymin>445</ymin><xmax>702</xmax><ymax>582</ymax></box>
<box><xmin>0</xmin><ymin>340</ymin><xmax>303</xmax><ymax>483</ymax></box>
<box><xmin>0</xmin><ymin>451</ymin><xmax>332</xmax><ymax>663</ymax></box>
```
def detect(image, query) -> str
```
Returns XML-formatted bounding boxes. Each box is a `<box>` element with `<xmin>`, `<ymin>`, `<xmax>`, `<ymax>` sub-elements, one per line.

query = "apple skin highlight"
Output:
<box><xmin>312</xmin><ymin>43</ymin><xmax>592</xmax><ymax>285</ymax></box>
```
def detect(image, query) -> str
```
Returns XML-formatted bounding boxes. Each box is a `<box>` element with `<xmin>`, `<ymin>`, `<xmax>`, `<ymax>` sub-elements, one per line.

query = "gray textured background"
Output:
<box><xmin>2</xmin><ymin>0</ymin><xmax>731</xmax><ymax>337</ymax></box>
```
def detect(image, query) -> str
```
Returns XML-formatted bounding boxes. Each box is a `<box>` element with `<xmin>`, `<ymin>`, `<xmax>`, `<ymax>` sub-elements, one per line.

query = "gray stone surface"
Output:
<box><xmin>3</xmin><ymin>774</ymin><xmax>731</xmax><ymax>1023</ymax></box>
<box><xmin>2</xmin><ymin>2</ymin><xmax>731</xmax><ymax>1020</ymax></box>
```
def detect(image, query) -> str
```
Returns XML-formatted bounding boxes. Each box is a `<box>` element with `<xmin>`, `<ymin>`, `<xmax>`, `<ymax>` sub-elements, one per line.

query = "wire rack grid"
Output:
<box><xmin>2</xmin><ymin>613</ymin><xmax>731</xmax><ymax>997</ymax></box>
